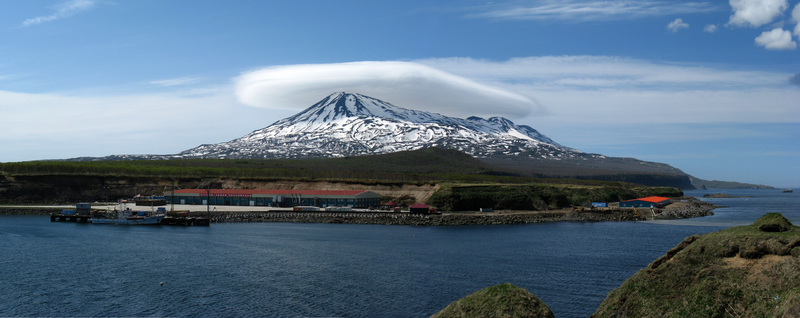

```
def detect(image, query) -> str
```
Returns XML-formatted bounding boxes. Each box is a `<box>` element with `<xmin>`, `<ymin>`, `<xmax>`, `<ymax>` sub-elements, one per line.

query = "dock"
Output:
<box><xmin>50</xmin><ymin>203</ymin><xmax>210</xmax><ymax>226</ymax></box>
<box><xmin>49</xmin><ymin>212</ymin><xmax>209</xmax><ymax>226</ymax></box>
<box><xmin>162</xmin><ymin>216</ymin><xmax>210</xmax><ymax>226</ymax></box>
<box><xmin>50</xmin><ymin>214</ymin><xmax>91</xmax><ymax>223</ymax></box>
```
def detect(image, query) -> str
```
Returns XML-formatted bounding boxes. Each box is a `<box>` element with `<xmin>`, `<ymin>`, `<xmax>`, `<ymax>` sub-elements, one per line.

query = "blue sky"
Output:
<box><xmin>1</xmin><ymin>0</ymin><xmax>798</xmax><ymax>187</ymax></box>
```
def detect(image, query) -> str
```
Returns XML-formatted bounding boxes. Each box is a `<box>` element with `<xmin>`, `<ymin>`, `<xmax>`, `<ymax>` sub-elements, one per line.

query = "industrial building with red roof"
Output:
<box><xmin>164</xmin><ymin>189</ymin><xmax>381</xmax><ymax>208</ymax></box>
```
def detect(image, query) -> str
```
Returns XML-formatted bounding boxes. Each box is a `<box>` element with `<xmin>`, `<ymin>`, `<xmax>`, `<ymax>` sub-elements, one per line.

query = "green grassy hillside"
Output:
<box><xmin>0</xmin><ymin>148</ymin><xmax>633</xmax><ymax>186</ymax></box>
<box><xmin>428</xmin><ymin>184</ymin><xmax>682</xmax><ymax>211</ymax></box>
<box><xmin>431</xmin><ymin>283</ymin><xmax>554</xmax><ymax>318</ymax></box>
<box><xmin>593</xmin><ymin>213</ymin><xmax>800</xmax><ymax>317</ymax></box>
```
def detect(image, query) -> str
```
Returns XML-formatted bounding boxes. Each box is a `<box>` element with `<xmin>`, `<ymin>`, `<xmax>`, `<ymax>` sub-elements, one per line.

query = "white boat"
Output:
<box><xmin>783</xmin><ymin>188</ymin><xmax>793</xmax><ymax>193</ymax></box>
<box><xmin>91</xmin><ymin>208</ymin><xmax>164</xmax><ymax>225</ymax></box>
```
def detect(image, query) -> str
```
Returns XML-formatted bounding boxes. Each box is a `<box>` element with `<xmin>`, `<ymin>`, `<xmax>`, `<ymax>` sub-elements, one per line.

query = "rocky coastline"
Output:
<box><xmin>654</xmin><ymin>197</ymin><xmax>719</xmax><ymax>219</ymax></box>
<box><xmin>702</xmin><ymin>193</ymin><xmax>752</xmax><ymax>198</ymax></box>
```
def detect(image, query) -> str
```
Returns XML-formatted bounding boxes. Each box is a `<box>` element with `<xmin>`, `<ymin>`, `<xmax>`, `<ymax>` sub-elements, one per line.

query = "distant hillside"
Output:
<box><xmin>690</xmin><ymin>176</ymin><xmax>774</xmax><ymax>189</ymax></box>
<box><xmin>480</xmin><ymin>155</ymin><xmax>694</xmax><ymax>189</ymax></box>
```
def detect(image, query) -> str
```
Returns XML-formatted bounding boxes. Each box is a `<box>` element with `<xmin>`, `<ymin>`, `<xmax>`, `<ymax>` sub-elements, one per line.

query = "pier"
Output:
<box><xmin>50</xmin><ymin>214</ymin><xmax>91</xmax><ymax>223</ymax></box>
<box><xmin>49</xmin><ymin>212</ymin><xmax>209</xmax><ymax>226</ymax></box>
<box><xmin>162</xmin><ymin>216</ymin><xmax>210</xmax><ymax>226</ymax></box>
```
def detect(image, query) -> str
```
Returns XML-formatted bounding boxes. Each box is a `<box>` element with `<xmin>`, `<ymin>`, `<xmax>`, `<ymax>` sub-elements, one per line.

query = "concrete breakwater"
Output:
<box><xmin>209</xmin><ymin>210</ymin><xmax>646</xmax><ymax>226</ymax></box>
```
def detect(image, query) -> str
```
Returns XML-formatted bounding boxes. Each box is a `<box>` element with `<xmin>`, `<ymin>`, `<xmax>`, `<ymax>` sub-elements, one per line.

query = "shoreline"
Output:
<box><xmin>0</xmin><ymin>199</ymin><xmax>718</xmax><ymax>226</ymax></box>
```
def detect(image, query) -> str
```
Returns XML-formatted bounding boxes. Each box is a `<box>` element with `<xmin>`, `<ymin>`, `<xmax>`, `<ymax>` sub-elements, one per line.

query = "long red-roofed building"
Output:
<box><xmin>164</xmin><ymin>189</ymin><xmax>381</xmax><ymax>208</ymax></box>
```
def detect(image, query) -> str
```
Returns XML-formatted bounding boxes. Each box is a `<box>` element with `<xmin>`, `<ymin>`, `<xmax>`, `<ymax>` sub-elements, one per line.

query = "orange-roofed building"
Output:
<box><xmin>619</xmin><ymin>196</ymin><xmax>671</xmax><ymax>208</ymax></box>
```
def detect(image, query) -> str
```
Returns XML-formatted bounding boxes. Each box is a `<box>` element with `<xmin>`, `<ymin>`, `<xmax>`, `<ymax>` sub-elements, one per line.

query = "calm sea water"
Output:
<box><xmin>1</xmin><ymin>188</ymin><xmax>797</xmax><ymax>317</ymax></box>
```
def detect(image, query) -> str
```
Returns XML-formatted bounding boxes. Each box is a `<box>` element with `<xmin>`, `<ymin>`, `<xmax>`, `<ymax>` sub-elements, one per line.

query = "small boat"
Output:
<box><xmin>783</xmin><ymin>188</ymin><xmax>794</xmax><ymax>193</ymax></box>
<box><xmin>91</xmin><ymin>208</ymin><xmax>164</xmax><ymax>225</ymax></box>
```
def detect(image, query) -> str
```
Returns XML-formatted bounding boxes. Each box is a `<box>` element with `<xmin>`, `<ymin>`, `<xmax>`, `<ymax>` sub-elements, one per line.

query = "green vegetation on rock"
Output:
<box><xmin>593</xmin><ymin>213</ymin><xmax>800</xmax><ymax>317</ymax></box>
<box><xmin>431</xmin><ymin>283</ymin><xmax>554</xmax><ymax>318</ymax></box>
<box><xmin>432</xmin><ymin>214</ymin><xmax>800</xmax><ymax>318</ymax></box>
<box><xmin>428</xmin><ymin>184</ymin><xmax>682</xmax><ymax>211</ymax></box>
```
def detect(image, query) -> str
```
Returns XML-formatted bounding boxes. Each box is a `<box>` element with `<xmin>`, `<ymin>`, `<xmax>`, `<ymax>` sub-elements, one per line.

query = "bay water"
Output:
<box><xmin>1</xmin><ymin>188</ymin><xmax>797</xmax><ymax>317</ymax></box>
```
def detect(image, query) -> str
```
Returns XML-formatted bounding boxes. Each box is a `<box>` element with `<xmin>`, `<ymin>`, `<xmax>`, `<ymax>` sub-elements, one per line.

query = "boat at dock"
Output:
<box><xmin>90</xmin><ymin>207</ymin><xmax>165</xmax><ymax>225</ymax></box>
<box><xmin>50</xmin><ymin>202</ymin><xmax>208</xmax><ymax>226</ymax></box>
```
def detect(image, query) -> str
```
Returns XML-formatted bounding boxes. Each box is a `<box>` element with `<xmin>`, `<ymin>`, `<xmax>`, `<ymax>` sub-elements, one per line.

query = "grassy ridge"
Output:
<box><xmin>0</xmin><ymin>148</ymin><xmax>633</xmax><ymax>187</ymax></box>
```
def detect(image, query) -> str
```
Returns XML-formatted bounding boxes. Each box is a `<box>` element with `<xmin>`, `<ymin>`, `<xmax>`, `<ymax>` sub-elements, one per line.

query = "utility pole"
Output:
<box><xmin>170</xmin><ymin>180</ymin><xmax>175</xmax><ymax>212</ymax></box>
<box><xmin>206</xmin><ymin>187</ymin><xmax>210</xmax><ymax>221</ymax></box>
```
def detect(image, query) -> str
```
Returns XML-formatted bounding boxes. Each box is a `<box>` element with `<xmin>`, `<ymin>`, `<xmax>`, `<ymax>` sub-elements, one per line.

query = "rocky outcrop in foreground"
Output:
<box><xmin>431</xmin><ymin>283</ymin><xmax>554</xmax><ymax>318</ymax></box>
<box><xmin>593</xmin><ymin>213</ymin><xmax>800</xmax><ymax>317</ymax></box>
<box><xmin>432</xmin><ymin>213</ymin><xmax>800</xmax><ymax>317</ymax></box>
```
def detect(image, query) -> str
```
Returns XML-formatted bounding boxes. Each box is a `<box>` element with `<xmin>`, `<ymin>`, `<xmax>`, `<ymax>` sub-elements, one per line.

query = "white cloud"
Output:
<box><xmin>149</xmin><ymin>77</ymin><xmax>204</xmax><ymax>87</ymax></box>
<box><xmin>22</xmin><ymin>0</ymin><xmax>97</xmax><ymax>27</ymax></box>
<box><xmin>667</xmin><ymin>18</ymin><xmax>689</xmax><ymax>32</ymax></box>
<box><xmin>727</xmin><ymin>0</ymin><xmax>789</xmax><ymax>28</ymax></box>
<box><xmin>234</xmin><ymin>61</ymin><xmax>541</xmax><ymax>118</ymax></box>
<box><xmin>417</xmin><ymin>56</ymin><xmax>788</xmax><ymax>90</ymax></box>
<box><xmin>704</xmin><ymin>24</ymin><xmax>719</xmax><ymax>33</ymax></box>
<box><xmin>468</xmin><ymin>0</ymin><xmax>718</xmax><ymax>22</ymax></box>
<box><xmin>755</xmin><ymin>28</ymin><xmax>797</xmax><ymax>50</ymax></box>
<box><xmin>793</xmin><ymin>2</ymin><xmax>800</xmax><ymax>37</ymax></box>
<box><xmin>0</xmin><ymin>87</ymin><xmax>284</xmax><ymax>162</ymax></box>
<box><xmin>415</xmin><ymin>56</ymin><xmax>799</xmax><ymax>125</ymax></box>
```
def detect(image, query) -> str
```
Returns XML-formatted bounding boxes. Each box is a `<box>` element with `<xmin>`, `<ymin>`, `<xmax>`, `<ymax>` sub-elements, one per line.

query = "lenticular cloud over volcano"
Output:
<box><xmin>234</xmin><ymin>61</ymin><xmax>540</xmax><ymax>118</ymax></box>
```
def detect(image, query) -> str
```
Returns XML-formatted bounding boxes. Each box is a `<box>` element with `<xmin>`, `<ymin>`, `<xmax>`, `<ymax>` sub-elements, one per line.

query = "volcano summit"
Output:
<box><xmin>177</xmin><ymin>92</ymin><xmax>582</xmax><ymax>160</ymax></box>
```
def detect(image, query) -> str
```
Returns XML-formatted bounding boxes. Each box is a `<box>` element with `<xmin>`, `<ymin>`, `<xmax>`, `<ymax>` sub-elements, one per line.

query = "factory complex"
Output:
<box><xmin>164</xmin><ymin>189</ymin><xmax>382</xmax><ymax>209</ymax></box>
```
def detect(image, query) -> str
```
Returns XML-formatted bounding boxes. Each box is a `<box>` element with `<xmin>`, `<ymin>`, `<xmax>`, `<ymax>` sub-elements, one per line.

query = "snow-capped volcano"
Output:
<box><xmin>175</xmin><ymin>92</ymin><xmax>583</xmax><ymax>160</ymax></box>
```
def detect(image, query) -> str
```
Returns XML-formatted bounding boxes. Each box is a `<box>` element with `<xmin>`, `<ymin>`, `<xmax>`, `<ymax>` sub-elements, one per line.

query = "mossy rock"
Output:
<box><xmin>593</xmin><ymin>213</ymin><xmax>800</xmax><ymax>317</ymax></box>
<box><xmin>753</xmin><ymin>212</ymin><xmax>794</xmax><ymax>232</ymax></box>
<box><xmin>431</xmin><ymin>283</ymin><xmax>554</xmax><ymax>318</ymax></box>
